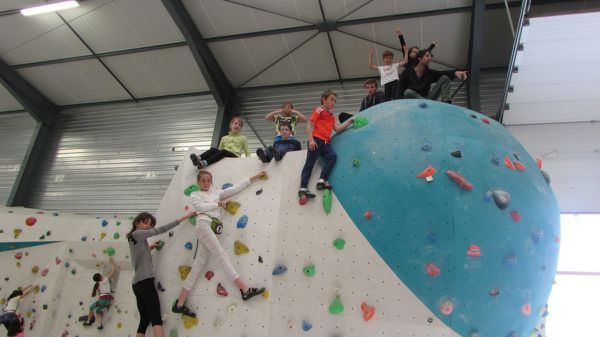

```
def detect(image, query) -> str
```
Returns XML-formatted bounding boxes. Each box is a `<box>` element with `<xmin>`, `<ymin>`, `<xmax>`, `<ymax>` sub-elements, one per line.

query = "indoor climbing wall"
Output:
<box><xmin>0</xmin><ymin>99</ymin><xmax>558</xmax><ymax>337</ymax></box>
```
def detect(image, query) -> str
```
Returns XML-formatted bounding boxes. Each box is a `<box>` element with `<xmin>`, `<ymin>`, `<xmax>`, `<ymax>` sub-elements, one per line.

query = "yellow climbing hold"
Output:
<box><xmin>259</xmin><ymin>174</ymin><xmax>268</xmax><ymax>180</ymax></box>
<box><xmin>225</xmin><ymin>201</ymin><xmax>241</xmax><ymax>215</ymax></box>
<box><xmin>117</xmin><ymin>322</ymin><xmax>122</xmax><ymax>329</ymax></box>
<box><xmin>16</xmin><ymin>262</ymin><xmax>21</xmax><ymax>267</ymax></box>
<box><xmin>178</xmin><ymin>265</ymin><xmax>191</xmax><ymax>280</ymax></box>
<box><xmin>234</xmin><ymin>240</ymin><xmax>249</xmax><ymax>255</ymax></box>
<box><xmin>100</xmin><ymin>232</ymin><xmax>107</xmax><ymax>241</ymax></box>
<box><xmin>0</xmin><ymin>298</ymin><xmax>6</xmax><ymax>305</ymax></box>
<box><xmin>13</xmin><ymin>228</ymin><xmax>22</xmax><ymax>239</ymax></box>
<box><xmin>31</xmin><ymin>266</ymin><xmax>39</xmax><ymax>274</ymax></box>
<box><xmin>182</xmin><ymin>315</ymin><xmax>199</xmax><ymax>329</ymax></box>
<box><xmin>262</xmin><ymin>290</ymin><xmax>269</xmax><ymax>299</ymax></box>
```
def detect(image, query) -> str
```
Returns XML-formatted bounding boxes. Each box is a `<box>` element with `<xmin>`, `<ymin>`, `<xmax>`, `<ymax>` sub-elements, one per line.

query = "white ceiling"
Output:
<box><xmin>0</xmin><ymin>83</ymin><xmax>22</xmax><ymax>111</ymax></box>
<box><xmin>0</xmin><ymin>0</ymin><xmax>520</xmax><ymax>111</ymax></box>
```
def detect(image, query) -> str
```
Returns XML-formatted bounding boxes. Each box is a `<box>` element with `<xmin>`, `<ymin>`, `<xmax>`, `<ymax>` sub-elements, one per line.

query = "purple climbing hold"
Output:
<box><xmin>492</xmin><ymin>190</ymin><xmax>510</xmax><ymax>210</ymax></box>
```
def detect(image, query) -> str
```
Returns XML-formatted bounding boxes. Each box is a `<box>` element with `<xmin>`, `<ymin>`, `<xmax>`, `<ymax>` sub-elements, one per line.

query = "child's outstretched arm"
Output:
<box><xmin>292</xmin><ymin>109</ymin><xmax>308</xmax><ymax>122</ymax></box>
<box><xmin>368</xmin><ymin>49</ymin><xmax>378</xmax><ymax>70</ymax></box>
<box><xmin>106</xmin><ymin>257</ymin><xmax>117</xmax><ymax>279</ymax></box>
<box><xmin>333</xmin><ymin>118</ymin><xmax>354</xmax><ymax>134</ymax></box>
<box><xmin>133</xmin><ymin>212</ymin><xmax>196</xmax><ymax>241</ymax></box>
<box><xmin>21</xmin><ymin>284</ymin><xmax>37</xmax><ymax>298</ymax></box>
<box><xmin>265</xmin><ymin>109</ymin><xmax>282</xmax><ymax>121</ymax></box>
<box><xmin>218</xmin><ymin>170</ymin><xmax>266</xmax><ymax>200</ymax></box>
<box><xmin>399</xmin><ymin>45</ymin><xmax>409</xmax><ymax>67</ymax></box>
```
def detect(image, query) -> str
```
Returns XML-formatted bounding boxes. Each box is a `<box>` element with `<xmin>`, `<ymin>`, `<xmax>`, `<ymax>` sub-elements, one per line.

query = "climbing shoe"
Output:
<box><xmin>256</xmin><ymin>148</ymin><xmax>270</xmax><ymax>163</ymax></box>
<box><xmin>97</xmin><ymin>325</ymin><xmax>103</xmax><ymax>330</ymax></box>
<box><xmin>189</xmin><ymin>154</ymin><xmax>200</xmax><ymax>167</ymax></box>
<box><xmin>316</xmin><ymin>179</ymin><xmax>332</xmax><ymax>190</ymax></box>
<box><xmin>172</xmin><ymin>302</ymin><xmax>196</xmax><ymax>318</ymax></box>
<box><xmin>269</xmin><ymin>146</ymin><xmax>282</xmax><ymax>161</ymax></box>
<box><xmin>241</xmin><ymin>287</ymin><xmax>265</xmax><ymax>301</ymax></box>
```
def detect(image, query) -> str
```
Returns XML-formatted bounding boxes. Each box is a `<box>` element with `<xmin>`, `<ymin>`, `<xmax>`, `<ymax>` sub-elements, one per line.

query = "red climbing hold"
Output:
<box><xmin>521</xmin><ymin>303</ymin><xmax>531</xmax><ymax>316</ymax></box>
<box><xmin>364</xmin><ymin>210</ymin><xmax>373</xmax><ymax>220</ymax></box>
<box><xmin>504</xmin><ymin>156</ymin><xmax>516</xmax><ymax>170</ymax></box>
<box><xmin>25</xmin><ymin>217</ymin><xmax>37</xmax><ymax>226</ymax></box>
<box><xmin>416</xmin><ymin>165</ymin><xmax>436</xmax><ymax>178</ymax></box>
<box><xmin>481</xmin><ymin>117</ymin><xmax>490</xmax><ymax>124</ymax></box>
<box><xmin>466</xmin><ymin>244</ymin><xmax>481</xmax><ymax>257</ymax></box>
<box><xmin>446</xmin><ymin>170</ymin><xmax>473</xmax><ymax>191</ymax></box>
<box><xmin>184</xmin><ymin>205</ymin><xmax>190</xmax><ymax>211</ymax></box>
<box><xmin>361</xmin><ymin>302</ymin><xmax>375</xmax><ymax>321</ymax></box>
<box><xmin>514</xmin><ymin>161</ymin><xmax>526</xmax><ymax>171</ymax></box>
<box><xmin>55</xmin><ymin>257</ymin><xmax>62</xmax><ymax>265</ymax></box>
<box><xmin>510</xmin><ymin>211</ymin><xmax>521</xmax><ymax>222</ymax></box>
<box><xmin>536</xmin><ymin>158</ymin><xmax>543</xmax><ymax>169</ymax></box>
<box><xmin>425</xmin><ymin>262</ymin><xmax>440</xmax><ymax>277</ymax></box>
<box><xmin>217</xmin><ymin>283</ymin><xmax>228</xmax><ymax>296</ymax></box>
<box><xmin>205</xmin><ymin>271</ymin><xmax>214</xmax><ymax>280</ymax></box>
<box><xmin>14</xmin><ymin>252</ymin><xmax>23</xmax><ymax>260</ymax></box>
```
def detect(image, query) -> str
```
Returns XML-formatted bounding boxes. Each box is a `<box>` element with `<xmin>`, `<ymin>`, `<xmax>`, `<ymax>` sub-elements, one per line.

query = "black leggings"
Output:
<box><xmin>199</xmin><ymin>147</ymin><xmax>237</xmax><ymax>166</ymax></box>
<box><xmin>0</xmin><ymin>312</ymin><xmax>23</xmax><ymax>336</ymax></box>
<box><xmin>132</xmin><ymin>278</ymin><xmax>162</xmax><ymax>334</ymax></box>
<box><xmin>383</xmin><ymin>79</ymin><xmax>400</xmax><ymax>101</ymax></box>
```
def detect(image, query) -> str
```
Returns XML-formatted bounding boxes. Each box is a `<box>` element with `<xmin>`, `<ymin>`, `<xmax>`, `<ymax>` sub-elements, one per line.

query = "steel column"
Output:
<box><xmin>467</xmin><ymin>0</ymin><xmax>485</xmax><ymax>112</ymax></box>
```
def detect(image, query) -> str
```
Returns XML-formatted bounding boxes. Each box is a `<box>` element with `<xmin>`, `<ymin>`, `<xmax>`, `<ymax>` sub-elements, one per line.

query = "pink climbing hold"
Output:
<box><xmin>15</xmin><ymin>252</ymin><xmax>23</xmax><ymax>260</ymax></box>
<box><xmin>184</xmin><ymin>205</ymin><xmax>190</xmax><ymax>211</ymax></box>
<box><xmin>521</xmin><ymin>303</ymin><xmax>531</xmax><ymax>316</ymax></box>
<box><xmin>466</xmin><ymin>244</ymin><xmax>481</xmax><ymax>257</ymax></box>
<box><xmin>364</xmin><ymin>210</ymin><xmax>373</xmax><ymax>220</ymax></box>
<box><xmin>205</xmin><ymin>271</ymin><xmax>214</xmax><ymax>280</ymax></box>
<box><xmin>25</xmin><ymin>217</ymin><xmax>37</xmax><ymax>226</ymax></box>
<box><xmin>217</xmin><ymin>283</ymin><xmax>228</xmax><ymax>296</ymax></box>
<box><xmin>439</xmin><ymin>300</ymin><xmax>453</xmax><ymax>315</ymax></box>
<box><xmin>481</xmin><ymin>117</ymin><xmax>490</xmax><ymax>124</ymax></box>
<box><xmin>425</xmin><ymin>262</ymin><xmax>440</xmax><ymax>277</ymax></box>
<box><xmin>446</xmin><ymin>170</ymin><xmax>473</xmax><ymax>191</ymax></box>
<box><xmin>510</xmin><ymin>211</ymin><xmax>521</xmax><ymax>222</ymax></box>
<box><xmin>514</xmin><ymin>161</ymin><xmax>526</xmax><ymax>171</ymax></box>
<box><xmin>555</xmin><ymin>236</ymin><xmax>561</xmax><ymax>244</ymax></box>
<box><xmin>41</xmin><ymin>268</ymin><xmax>49</xmax><ymax>277</ymax></box>
<box><xmin>361</xmin><ymin>302</ymin><xmax>375</xmax><ymax>321</ymax></box>
<box><xmin>55</xmin><ymin>257</ymin><xmax>62</xmax><ymax>265</ymax></box>
<box><xmin>504</xmin><ymin>156</ymin><xmax>516</xmax><ymax>170</ymax></box>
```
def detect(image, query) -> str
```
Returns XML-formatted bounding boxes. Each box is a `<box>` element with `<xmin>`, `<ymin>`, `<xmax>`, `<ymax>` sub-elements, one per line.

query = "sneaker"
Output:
<box><xmin>316</xmin><ymin>179</ymin><xmax>332</xmax><ymax>190</ymax></box>
<box><xmin>82</xmin><ymin>316</ymin><xmax>95</xmax><ymax>326</ymax></box>
<box><xmin>298</xmin><ymin>188</ymin><xmax>309</xmax><ymax>197</ymax></box>
<box><xmin>200</xmin><ymin>160</ymin><xmax>208</xmax><ymax>168</ymax></box>
<box><xmin>172</xmin><ymin>302</ymin><xmax>196</xmax><ymax>318</ymax></box>
<box><xmin>268</xmin><ymin>146</ymin><xmax>282</xmax><ymax>161</ymax></box>
<box><xmin>256</xmin><ymin>148</ymin><xmax>269</xmax><ymax>163</ymax></box>
<box><xmin>241</xmin><ymin>287</ymin><xmax>265</xmax><ymax>301</ymax></box>
<box><xmin>442</xmin><ymin>99</ymin><xmax>452</xmax><ymax>104</ymax></box>
<box><xmin>190</xmin><ymin>154</ymin><xmax>200</xmax><ymax>167</ymax></box>
<box><xmin>97</xmin><ymin>325</ymin><xmax>103</xmax><ymax>330</ymax></box>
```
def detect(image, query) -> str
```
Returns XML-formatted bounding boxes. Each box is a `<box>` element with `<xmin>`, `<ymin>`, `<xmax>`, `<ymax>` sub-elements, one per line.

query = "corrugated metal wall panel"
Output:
<box><xmin>29</xmin><ymin>96</ymin><xmax>217</xmax><ymax>213</ymax></box>
<box><xmin>0</xmin><ymin>112</ymin><xmax>36</xmax><ymax>204</ymax></box>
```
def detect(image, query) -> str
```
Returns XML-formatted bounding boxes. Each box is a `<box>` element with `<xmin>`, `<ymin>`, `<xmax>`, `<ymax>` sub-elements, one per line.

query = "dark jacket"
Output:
<box><xmin>401</xmin><ymin>67</ymin><xmax>455</xmax><ymax>97</ymax></box>
<box><xmin>359</xmin><ymin>91</ymin><xmax>386</xmax><ymax>111</ymax></box>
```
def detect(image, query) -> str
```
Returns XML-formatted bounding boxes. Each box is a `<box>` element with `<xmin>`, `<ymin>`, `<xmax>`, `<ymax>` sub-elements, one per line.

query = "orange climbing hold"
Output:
<box><xmin>504</xmin><ymin>156</ymin><xmax>516</xmax><ymax>170</ymax></box>
<box><xmin>536</xmin><ymin>158</ymin><xmax>543</xmax><ymax>169</ymax></box>
<box><xmin>514</xmin><ymin>161</ymin><xmax>526</xmax><ymax>171</ymax></box>
<box><xmin>361</xmin><ymin>302</ymin><xmax>375</xmax><ymax>321</ymax></box>
<box><xmin>416</xmin><ymin>165</ymin><xmax>436</xmax><ymax>178</ymax></box>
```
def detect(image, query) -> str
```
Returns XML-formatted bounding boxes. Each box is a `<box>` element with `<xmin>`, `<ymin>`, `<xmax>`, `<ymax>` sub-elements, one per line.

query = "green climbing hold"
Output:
<box><xmin>155</xmin><ymin>240</ymin><xmax>165</xmax><ymax>251</ymax></box>
<box><xmin>303</xmin><ymin>264</ymin><xmax>315</xmax><ymax>277</ymax></box>
<box><xmin>322</xmin><ymin>189</ymin><xmax>332</xmax><ymax>214</ymax></box>
<box><xmin>189</xmin><ymin>216</ymin><xmax>197</xmax><ymax>226</ymax></box>
<box><xmin>333</xmin><ymin>238</ymin><xmax>345</xmax><ymax>250</ymax></box>
<box><xmin>352</xmin><ymin>158</ymin><xmax>361</xmax><ymax>167</ymax></box>
<box><xmin>329</xmin><ymin>295</ymin><xmax>344</xmax><ymax>314</ymax></box>
<box><xmin>353</xmin><ymin>116</ymin><xmax>369</xmax><ymax>129</ymax></box>
<box><xmin>116</xmin><ymin>221</ymin><xmax>121</xmax><ymax>226</ymax></box>
<box><xmin>169</xmin><ymin>329</ymin><xmax>177</xmax><ymax>337</ymax></box>
<box><xmin>113</xmin><ymin>233</ymin><xmax>120</xmax><ymax>240</ymax></box>
<box><xmin>105</xmin><ymin>247</ymin><xmax>116</xmax><ymax>257</ymax></box>
<box><xmin>184</xmin><ymin>184</ymin><xmax>200</xmax><ymax>196</ymax></box>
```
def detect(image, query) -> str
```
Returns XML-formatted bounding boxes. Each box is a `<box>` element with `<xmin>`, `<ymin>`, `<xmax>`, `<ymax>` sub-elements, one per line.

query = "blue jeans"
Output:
<box><xmin>300</xmin><ymin>138</ymin><xmax>337</xmax><ymax>188</ymax></box>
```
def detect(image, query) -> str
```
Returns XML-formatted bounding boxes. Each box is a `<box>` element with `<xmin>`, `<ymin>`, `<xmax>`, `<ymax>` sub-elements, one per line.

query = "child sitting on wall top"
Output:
<box><xmin>256</xmin><ymin>122</ymin><xmax>301</xmax><ymax>163</ymax></box>
<box><xmin>190</xmin><ymin>116</ymin><xmax>250</xmax><ymax>168</ymax></box>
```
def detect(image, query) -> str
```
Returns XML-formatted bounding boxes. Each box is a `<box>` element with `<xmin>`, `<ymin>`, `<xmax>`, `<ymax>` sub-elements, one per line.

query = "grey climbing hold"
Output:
<box><xmin>491</xmin><ymin>156</ymin><xmax>500</xmax><ymax>166</ymax></box>
<box><xmin>421</xmin><ymin>143</ymin><xmax>432</xmax><ymax>152</ymax></box>
<box><xmin>451</xmin><ymin>150</ymin><xmax>462</xmax><ymax>158</ymax></box>
<box><xmin>513</xmin><ymin>152</ymin><xmax>521</xmax><ymax>161</ymax></box>
<box><xmin>492</xmin><ymin>190</ymin><xmax>510</xmax><ymax>209</ymax></box>
<box><xmin>256</xmin><ymin>188</ymin><xmax>263</xmax><ymax>195</ymax></box>
<box><xmin>541</xmin><ymin>170</ymin><xmax>551</xmax><ymax>184</ymax></box>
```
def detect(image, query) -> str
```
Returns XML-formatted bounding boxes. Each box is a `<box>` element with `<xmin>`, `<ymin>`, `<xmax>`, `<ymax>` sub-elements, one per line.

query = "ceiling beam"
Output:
<box><xmin>318</xmin><ymin>0</ymin><xmax>342</xmax><ymax>84</ymax></box>
<box><xmin>467</xmin><ymin>0</ymin><xmax>485</xmax><ymax>112</ymax></box>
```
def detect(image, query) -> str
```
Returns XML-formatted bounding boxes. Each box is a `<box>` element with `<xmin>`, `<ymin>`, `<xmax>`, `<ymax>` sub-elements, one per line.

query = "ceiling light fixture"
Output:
<box><xmin>21</xmin><ymin>1</ymin><xmax>79</xmax><ymax>16</ymax></box>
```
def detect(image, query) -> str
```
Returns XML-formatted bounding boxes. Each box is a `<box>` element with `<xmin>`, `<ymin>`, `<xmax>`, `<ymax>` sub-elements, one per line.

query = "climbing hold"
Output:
<box><xmin>521</xmin><ymin>303</ymin><xmax>531</xmax><ymax>316</ymax></box>
<box><xmin>116</xmin><ymin>221</ymin><xmax>121</xmax><ymax>226</ymax></box>
<box><xmin>353</xmin><ymin>116</ymin><xmax>369</xmax><ymax>128</ymax></box>
<box><xmin>492</xmin><ymin>190</ymin><xmax>511</xmax><ymax>209</ymax></box>
<box><xmin>225</xmin><ymin>201</ymin><xmax>241</xmax><ymax>215</ymax></box>
<box><xmin>536</xmin><ymin>158</ymin><xmax>543</xmax><ymax>169</ymax></box>
<box><xmin>439</xmin><ymin>300</ymin><xmax>453</xmax><ymax>315</ymax></box>
<box><xmin>14</xmin><ymin>252</ymin><xmax>22</xmax><ymax>260</ymax></box>
<box><xmin>329</xmin><ymin>295</ymin><xmax>344</xmax><ymax>314</ymax></box>
<box><xmin>216</xmin><ymin>283</ymin><xmax>228</xmax><ymax>296</ymax></box>
<box><xmin>234</xmin><ymin>240</ymin><xmax>249</xmax><ymax>255</ymax></box>
<box><xmin>491</xmin><ymin>156</ymin><xmax>500</xmax><ymax>166</ymax></box>
<box><xmin>81</xmin><ymin>236</ymin><xmax>87</xmax><ymax>241</ymax></box>
<box><xmin>65</xmin><ymin>262</ymin><xmax>70</xmax><ymax>268</ymax></box>
<box><xmin>184</xmin><ymin>184</ymin><xmax>200</xmax><ymax>196</ymax></box>
<box><xmin>531</xmin><ymin>229</ymin><xmax>544</xmax><ymax>244</ymax></box>
<box><xmin>182</xmin><ymin>315</ymin><xmax>198</xmax><ymax>329</ymax></box>
<box><xmin>513</xmin><ymin>152</ymin><xmax>521</xmax><ymax>161</ymax></box>
<box><xmin>155</xmin><ymin>240</ymin><xmax>165</xmax><ymax>251</ymax></box>
<box><xmin>258</xmin><ymin>256</ymin><xmax>263</xmax><ymax>263</ymax></box>
<box><xmin>222</xmin><ymin>183</ymin><xmax>233</xmax><ymax>190</ymax></box>
<box><xmin>466</xmin><ymin>244</ymin><xmax>481</xmax><ymax>257</ymax></box>
<box><xmin>514</xmin><ymin>161</ymin><xmax>526</xmax><ymax>171</ymax></box>
<box><xmin>419</xmin><ymin>102</ymin><xmax>428</xmax><ymax>109</ymax></box>
<box><xmin>303</xmin><ymin>264</ymin><xmax>315</xmax><ymax>277</ymax></box>
<box><xmin>40</xmin><ymin>285</ymin><xmax>47</xmax><ymax>293</ymax></box>
<box><xmin>101</xmin><ymin>220</ymin><xmax>109</xmax><ymax>227</ymax></box>
<box><xmin>105</xmin><ymin>247</ymin><xmax>116</xmax><ymax>256</ymax></box>
<box><xmin>504</xmin><ymin>156</ymin><xmax>516</xmax><ymax>170</ymax></box>
<box><xmin>42</xmin><ymin>304</ymin><xmax>48</xmax><ymax>310</ymax></box>
<box><xmin>71</xmin><ymin>269</ymin><xmax>77</xmax><ymax>275</ymax></box>
<box><xmin>262</xmin><ymin>290</ymin><xmax>269</xmax><ymax>299</ymax></box>
<box><xmin>364</xmin><ymin>210</ymin><xmax>372</xmax><ymax>220</ymax></box>
<box><xmin>421</xmin><ymin>143</ymin><xmax>432</xmax><ymax>152</ymax></box>
<box><xmin>13</xmin><ymin>228</ymin><xmax>22</xmax><ymax>239</ymax></box>
<box><xmin>361</xmin><ymin>302</ymin><xmax>375</xmax><ymax>321</ymax></box>
<box><xmin>255</xmin><ymin>188</ymin><xmax>263</xmax><ymax>195</ymax></box>
<box><xmin>237</xmin><ymin>215</ymin><xmax>248</xmax><ymax>228</ymax></box>
<box><xmin>352</xmin><ymin>158</ymin><xmax>361</xmax><ymax>167</ymax></box>
<box><xmin>426</xmin><ymin>232</ymin><xmax>437</xmax><ymax>243</ymax></box>
<box><xmin>168</xmin><ymin>231</ymin><xmax>174</xmax><ymax>237</ymax></box>
<box><xmin>470</xmin><ymin>330</ymin><xmax>481</xmax><ymax>337</ymax></box>
<box><xmin>169</xmin><ymin>329</ymin><xmax>178</xmax><ymax>337</ymax></box>
<box><xmin>184</xmin><ymin>242</ymin><xmax>193</xmax><ymax>250</ymax></box>
<box><xmin>541</xmin><ymin>170</ymin><xmax>551</xmax><ymax>184</ymax></box>
<box><xmin>446</xmin><ymin>170</ymin><xmax>473</xmax><ymax>191</ymax></box>
<box><xmin>31</xmin><ymin>266</ymin><xmax>39</xmax><ymax>274</ymax></box>
<box><xmin>205</xmin><ymin>271</ymin><xmax>214</xmax><ymax>280</ymax></box>
<box><xmin>484</xmin><ymin>190</ymin><xmax>493</xmax><ymax>202</ymax></box>
<box><xmin>503</xmin><ymin>253</ymin><xmax>517</xmax><ymax>266</ymax></box>
<box><xmin>39</xmin><ymin>234</ymin><xmax>46</xmax><ymax>240</ymax></box>
<box><xmin>25</xmin><ymin>217</ymin><xmax>37</xmax><ymax>226</ymax></box>
<box><xmin>481</xmin><ymin>117</ymin><xmax>490</xmax><ymax>124</ymax></box>
<box><xmin>113</xmin><ymin>232</ymin><xmax>120</xmax><ymax>239</ymax></box>
<box><xmin>451</xmin><ymin>150</ymin><xmax>462</xmax><ymax>158</ymax></box>
<box><xmin>178</xmin><ymin>265</ymin><xmax>191</xmax><ymax>280</ymax></box>
<box><xmin>41</xmin><ymin>268</ymin><xmax>49</xmax><ymax>277</ymax></box>
<box><xmin>189</xmin><ymin>216</ymin><xmax>196</xmax><ymax>225</ymax></box>
<box><xmin>272</xmin><ymin>264</ymin><xmax>288</xmax><ymax>275</ymax></box>
<box><xmin>510</xmin><ymin>211</ymin><xmax>521</xmax><ymax>222</ymax></box>
<box><xmin>322</xmin><ymin>189</ymin><xmax>332</xmax><ymax>214</ymax></box>
<box><xmin>332</xmin><ymin>238</ymin><xmax>345</xmax><ymax>250</ymax></box>
<box><xmin>425</xmin><ymin>262</ymin><xmax>440</xmax><ymax>277</ymax></box>
<box><xmin>157</xmin><ymin>282</ymin><xmax>165</xmax><ymax>292</ymax></box>
<box><xmin>416</xmin><ymin>164</ymin><xmax>436</xmax><ymax>178</ymax></box>
<box><xmin>100</xmin><ymin>232</ymin><xmax>107</xmax><ymax>241</ymax></box>
<box><xmin>302</xmin><ymin>320</ymin><xmax>313</xmax><ymax>331</ymax></box>
<box><xmin>469</xmin><ymin>114</ymin><xmax>477</xmax><ymax>119</ymax></box>
<box><xmin>427</xmin><ymin>317</ymin><xmax>434</xmax><ymax>323</ymax></box>
<box><xmin>16</xmin><ymin>262</ymin><xmax>21</xmax><ymax>267</ymax></box>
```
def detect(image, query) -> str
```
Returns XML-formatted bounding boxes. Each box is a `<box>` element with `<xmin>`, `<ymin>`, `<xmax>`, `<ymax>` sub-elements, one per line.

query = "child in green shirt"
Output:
<box><xmin>190</xmin><ymin>116</ymin><xmax>251</xmax><ymax>168</ymax></box>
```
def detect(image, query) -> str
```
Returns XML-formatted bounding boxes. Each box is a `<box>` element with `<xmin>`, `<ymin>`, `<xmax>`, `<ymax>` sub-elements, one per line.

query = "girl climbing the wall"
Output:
<box><xmin>82</xmin><ymin>257</ymin><xmax>117</xmax><ymax>330</ymax></box>
<box><xmin>127</xmin><ymin>211</ymin><xmax>196</xmax><ymax>337</ymax></box>
<box><xmin>171</xmin><ymin>170</ymin><xmax>267</xmax><ymax>318</ymax></box>
<box><xmin>0</xmin><ymin>284</ymin><xmax>37</xmax><ymax>337</ymax></box>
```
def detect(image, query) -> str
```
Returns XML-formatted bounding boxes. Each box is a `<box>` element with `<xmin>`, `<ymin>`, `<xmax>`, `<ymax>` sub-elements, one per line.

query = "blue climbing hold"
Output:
<box><xmin>421</xmin><ymin>143</ymin><xmax>432</xmax><ymax>152</ymax></box>
<box><xmin>419</xmin><ymin>102</ymin><xmax>428</xmax><ymax>109</ymax></box>
<box><xmin>184</xmin><ymin>242</ymin><xmax>193</xmax><ymax>250</ymax></box>
<box><xmin>237</xmin><ymin>215</ymin><xmax>248</xmax><ymax>229</ymax></box>
<box><xmin>272</xmin><ymin>264</ymin><xmax>288</xmax><ymax>275</ymax></box>
<box><xmin>302</xmin><ymin>320</ymin><xmax>312</xmax><ymax>331</ymax></box>
<box><xmin>222</xmin><ymin>183</ymin><xmax>233</xmax><ymax>190</ymax></box>
<box><xmin>101</xmin><ymin>220</ymin><xmax>108</xmax><ymax>227</ymax></box>
<box><xmin>426</xmin><ymin>232</ymin><xmax>437</xmax><ymax>243</ymax></box>
<box><xmin>41</xmin><ymin>285</ymin><xmax>47</xmax><ymax>292</ymax></box>
<box><xmin>503</xmin><ymin>253</ymin><xmax>517</xmax><ymax>267</ymax></box>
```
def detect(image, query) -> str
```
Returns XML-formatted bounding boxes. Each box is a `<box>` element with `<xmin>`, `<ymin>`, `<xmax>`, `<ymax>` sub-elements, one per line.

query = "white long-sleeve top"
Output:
<box><xmin>190</xmin><ymin>179</ymin><xmax>251</xmax><ymax>221</ymax></box>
